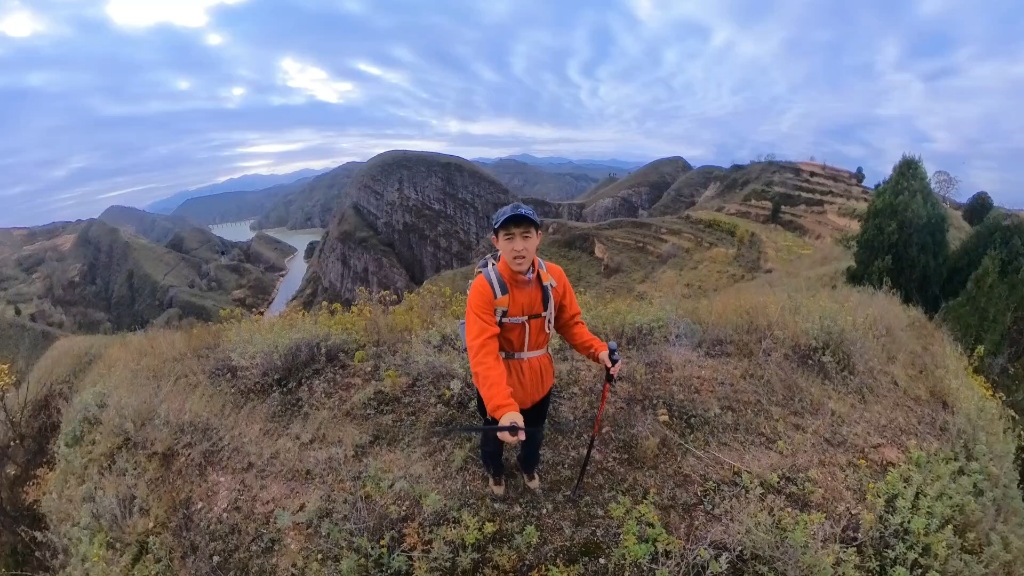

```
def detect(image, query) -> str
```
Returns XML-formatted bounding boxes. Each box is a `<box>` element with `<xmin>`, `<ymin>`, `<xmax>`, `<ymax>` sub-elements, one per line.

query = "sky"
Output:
<box><xmin>1</xmin><ymin>0</ymin><xmax>1022</xmax><ymax>227</ymax></box>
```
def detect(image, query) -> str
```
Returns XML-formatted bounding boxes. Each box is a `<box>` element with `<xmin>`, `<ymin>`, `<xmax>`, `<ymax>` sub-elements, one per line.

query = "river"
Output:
<box><xmin>208</xmin><ymin>219</ymin><xmax>324</xmax><ymax>317</ymax></box>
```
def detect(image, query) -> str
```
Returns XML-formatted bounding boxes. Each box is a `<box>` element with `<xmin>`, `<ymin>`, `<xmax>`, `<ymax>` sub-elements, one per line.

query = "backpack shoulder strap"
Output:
<box><xmin>475</xmin><ymin>253</ymin><xmax>509</xmax><ymax>323</ymax></box>
<box><xmin>535</xmin><ymin>257</ymin><xmax>557</xmax><ymax>334</ymax></box>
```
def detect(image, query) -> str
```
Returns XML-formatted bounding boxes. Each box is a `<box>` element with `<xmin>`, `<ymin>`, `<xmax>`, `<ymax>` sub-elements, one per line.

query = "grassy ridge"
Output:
<box><xmin>6</xmin><ymin>214</ymin><xmax>1024</xmax><ymax>574</ymax></box>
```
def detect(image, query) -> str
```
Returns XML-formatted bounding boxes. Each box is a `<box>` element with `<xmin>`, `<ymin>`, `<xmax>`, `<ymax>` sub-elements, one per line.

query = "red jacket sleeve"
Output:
<box><xmin>551</xmin><ymin>267</ymin><xmax>608</xmax><ymax>362</ymax></box>
<box><xmin>464</xmin><ymin>275</ymin><xmax>520</xmax><ymax>420</ymax></box>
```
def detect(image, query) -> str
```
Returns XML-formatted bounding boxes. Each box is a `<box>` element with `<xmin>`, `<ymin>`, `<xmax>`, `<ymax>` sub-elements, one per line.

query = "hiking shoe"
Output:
<box><xmin>523</xmin><ymin>472</ymin><xmax>540</xmax><ymax>490</ymax></box>
<box><xmin>488</xmin><ymin>476</ymin><xmax>505</xmax><ymax>496</ymax></box>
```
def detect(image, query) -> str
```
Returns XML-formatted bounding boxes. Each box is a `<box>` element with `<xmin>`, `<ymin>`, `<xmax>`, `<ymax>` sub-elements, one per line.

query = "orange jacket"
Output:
<box><xmin>465</xmin><ymin>255</ymin><xmax>608</xmax><ymax>419</ymax></box>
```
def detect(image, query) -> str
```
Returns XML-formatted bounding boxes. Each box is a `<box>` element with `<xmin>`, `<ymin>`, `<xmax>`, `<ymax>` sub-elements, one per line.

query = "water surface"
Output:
<box><xmin>209</xmin><ymin>220</ymin><xmax>324</xmax><ymax>316</ymax></box>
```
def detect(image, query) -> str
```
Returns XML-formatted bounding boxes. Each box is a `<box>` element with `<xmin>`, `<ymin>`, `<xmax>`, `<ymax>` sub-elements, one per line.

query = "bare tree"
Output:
<box><xmin>930</xmin><ymin>170</ymin><xmax>961</xmax><ymax>206</ymax></box>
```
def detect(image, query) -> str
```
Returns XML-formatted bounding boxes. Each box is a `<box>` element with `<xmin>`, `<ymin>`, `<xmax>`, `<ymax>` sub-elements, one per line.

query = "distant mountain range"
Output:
<box><xmin>142</xmin><ymin>155</ymin><xmax>646</xmax><ymax>218</ymax></box>
<box><xmin>471</xmin><ymin>154</ymin><xmax>649</xmax><ymax>170</ymax></box>
<box><xmin>145</xmin><ymin>168</ymin><xmax>331</xmax><ymax>214</ymax></box>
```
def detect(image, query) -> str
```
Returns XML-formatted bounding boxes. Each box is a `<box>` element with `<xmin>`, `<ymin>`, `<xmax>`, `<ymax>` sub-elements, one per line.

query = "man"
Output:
<box><xmin>463</xmin><ymin>202</ymin><xmax>623</xmax><ymax>495</ymax></box>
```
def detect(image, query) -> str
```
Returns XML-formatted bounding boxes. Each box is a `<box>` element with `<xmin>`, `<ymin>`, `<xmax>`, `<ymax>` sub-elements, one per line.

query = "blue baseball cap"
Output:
<box><xmin>492</xmin><ymin>202</ymin><xmax>542</xmax><ymax>231</ymax></box>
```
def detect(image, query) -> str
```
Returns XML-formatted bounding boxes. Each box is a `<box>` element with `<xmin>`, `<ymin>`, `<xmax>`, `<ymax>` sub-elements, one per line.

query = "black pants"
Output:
<box><xmin>476</xmin><ymin>390</ymin><xmax>552</xmax><ymax>477</ymax></box>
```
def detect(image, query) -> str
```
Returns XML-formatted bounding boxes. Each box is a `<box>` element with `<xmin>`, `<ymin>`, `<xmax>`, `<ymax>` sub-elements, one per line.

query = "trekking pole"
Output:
<box><xmin>570</xmin><ymin>341</ymin><xmax>620</xmax><ymax>498</ymax></box>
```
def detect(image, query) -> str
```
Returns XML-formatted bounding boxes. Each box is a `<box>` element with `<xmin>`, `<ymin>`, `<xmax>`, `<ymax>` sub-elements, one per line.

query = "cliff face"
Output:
<box><xmin>521</xmin><ymin>197</ymin><xmax>585</xmax><ymax>222</ymax></box>
<box><xmin>581</xmin><ymin>157</ymin><xmax>693</xmax><ymax>221</ymax></box>
<box><xmin>296</xmin><ymin>150</ymin><xmax>515</xmax><ymax>307</ymax></box>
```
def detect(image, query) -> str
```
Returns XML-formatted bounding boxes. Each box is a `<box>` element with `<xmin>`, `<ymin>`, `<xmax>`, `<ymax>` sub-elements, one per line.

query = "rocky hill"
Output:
<box><xmin>665</xmin><ymin>160</ymin><xmax>873</xmax><ymax>239</ymax></box>
<box><xmin>253</xmin><ymin>162</ymin><xmax>366</xmax><ymax>231</ymax></box>
<box><xmin>478</xmin><ymin>159</ymin><xmax>600</xmax><ymax>201</ymax></box>
<box><xmin>169</xmin><ymin>179</ymin><xmax>310</xmax><ymax>226</ymax></box>
<box><xmin>580</xmin><ymin>156</ymin><xmax>694</xmax><ymax>221</ymax></box>
<box><xmin>508</xmin><ymin>158</ymin><xmax>872</xmax><ymax>243</ymax></box>
<box><xmin>0</xmin><ymin>210</ymin><xmax>296</xmax><ymax>334</ymax></box>
<box><xmin>99</xmin><ymin>205</ymin><xmax>198</xmax><ymax>245</ymax></box>
<box><xmin>294</xmin><ymin>150</ymin><xmax>514</xmax><ymax>308</ymax></box>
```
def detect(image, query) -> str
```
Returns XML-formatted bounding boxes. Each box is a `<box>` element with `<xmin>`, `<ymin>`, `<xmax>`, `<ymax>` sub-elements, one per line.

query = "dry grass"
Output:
<box><xmin>10</xmin><ymin>231</ymin><xmax>1023</xmax><ymax>575</ymax></box>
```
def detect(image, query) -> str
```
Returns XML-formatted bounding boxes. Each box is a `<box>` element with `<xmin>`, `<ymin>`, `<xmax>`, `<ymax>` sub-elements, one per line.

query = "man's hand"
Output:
<box><xmin>497</xmin><ymin>411</ymin><xmax>526</xmax><ymax>444</ymax></box>
<box><xmin>598</xmin><ymin>350</ymin><xmax>622</xmax><ymax>377</ymax></box>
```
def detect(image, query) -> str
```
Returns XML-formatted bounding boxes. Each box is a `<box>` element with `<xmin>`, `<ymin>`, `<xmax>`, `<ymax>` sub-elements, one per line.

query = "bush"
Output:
<box><xmin>963</xmin><ymin>191</ymin><xmax>996</xmax><ymax>227</ymax></box>
<box><xmin>770</xmin><ymin>197</ymin><xmax>783</xmax><ymax>224</ymax></box>
<box><xmin>860</xmin><ymin>449</ymin><xmax>1024</xmax><ymax>574</ymax></box>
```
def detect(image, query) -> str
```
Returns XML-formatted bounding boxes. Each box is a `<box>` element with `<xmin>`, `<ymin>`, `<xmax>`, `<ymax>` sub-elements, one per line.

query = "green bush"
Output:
<box><xmin>860</xmin><ymin>449</ymin><xmax>1024</xmax><ymax>575</ymax></box>
<box><xmin>963</xmin><ymin>191</ymin><xmax>995</xmax><ymax>227</ymax></box>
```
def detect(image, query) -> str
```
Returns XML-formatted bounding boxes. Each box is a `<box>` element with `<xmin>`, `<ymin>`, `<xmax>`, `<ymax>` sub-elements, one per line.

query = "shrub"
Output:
<box><xmin>860</xmin><ymin>449</ymin><xmax>1024</xmax><ymax>574</ymax></box>
<box><xmin>962</xmin><ymin>191</ymin><xmax>995</xmax><ymax>227</ymax></box>
<box><xmin>770</xmin><ymin>197</ymin><xmax>783</xmax><ymax>224</ymax></box>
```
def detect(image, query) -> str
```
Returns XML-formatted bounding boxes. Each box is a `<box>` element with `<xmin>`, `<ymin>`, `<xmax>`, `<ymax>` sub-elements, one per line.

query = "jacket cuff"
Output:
<box><xmin>490</xmin><ymin>399</ymin><xmax>521</xmax><ymax>421</ymax></box>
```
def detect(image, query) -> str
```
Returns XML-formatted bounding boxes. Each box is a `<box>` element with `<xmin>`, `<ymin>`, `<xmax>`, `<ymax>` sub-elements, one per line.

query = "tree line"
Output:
<box><xmin>846</xmin><ymin>154</ymin><xmax>1020</xmax><ymax>418</ymax></box>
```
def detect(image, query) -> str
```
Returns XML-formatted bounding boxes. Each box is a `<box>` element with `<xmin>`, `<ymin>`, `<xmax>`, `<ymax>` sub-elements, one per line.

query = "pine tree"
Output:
<box><xmin>846</xmin><ymin>154</ymin><xmax>949</xmax><ymax>315</ymax></box>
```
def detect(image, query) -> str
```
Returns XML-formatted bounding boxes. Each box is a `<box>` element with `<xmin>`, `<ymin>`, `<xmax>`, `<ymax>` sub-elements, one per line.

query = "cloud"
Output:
<box><xmin>0</xmin><ymin>9</ymin><xmax>44</xmax><ymax>38</ymax></box>
<box><xmin>1</xmin><ymin>0</ymin><xmax>1023</xmax><ymax>227</ymax></box>
<box><xmin>104</xmin><ymin>0</ymin><xmax>248</xmax><ymax>28</ymax></box>
<box><xmin>279</xmin><ymin>57</ymin><xmax>355</xmax><ymax>104</ymax></box>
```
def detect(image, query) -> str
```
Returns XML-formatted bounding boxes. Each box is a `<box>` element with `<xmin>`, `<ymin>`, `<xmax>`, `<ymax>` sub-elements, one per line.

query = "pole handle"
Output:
<box><xmin>605</xmin><ymin>341</ymin><xmax>621</xmax><ymax>384</ymax></box>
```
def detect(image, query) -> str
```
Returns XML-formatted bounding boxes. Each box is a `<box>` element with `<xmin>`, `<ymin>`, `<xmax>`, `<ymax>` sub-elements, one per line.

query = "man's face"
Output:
<box><xmin>491</xmin><ymin>224</ymin><xmax>542</xmax><ymax>274</ymax></box>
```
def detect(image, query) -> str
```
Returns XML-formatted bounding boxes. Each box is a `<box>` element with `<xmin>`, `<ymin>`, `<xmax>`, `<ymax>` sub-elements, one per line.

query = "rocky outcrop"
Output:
<box><xmin>245</xmin><ymin>232</ymin><xmax>296</xmax><ymax>274</ymax></box>
<box><xmin>303</xmin><ymin>240</ymin><xmax>320</xmax><ymax>262</ymax></box>
<box><xmin>253</xmin><ymin>162</ymin><xmax>365</xmax><ymax>231</ymax></box>
<box><xmin>521</xmin><ymin>197</ymin><xmax>585</xmax><ymax>222</ymax></box>
<box><xmin>581</xmin><ymin>157</ymin><xmax>693</xmax><ymax>222</ymax></box>
<box><xmin>295</xmin><ymin>150</ymin><xmax>515</xmax><ymax>307</ymax></box>
<box><xmin>650</xmin><ymin>166</ymin><xmax>728</xmax><ymax>216</ymax></box>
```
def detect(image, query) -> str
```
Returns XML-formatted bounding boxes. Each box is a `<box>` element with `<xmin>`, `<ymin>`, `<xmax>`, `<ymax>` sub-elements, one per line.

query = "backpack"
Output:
<box><xmin>458</xmin><ymin>253</ymin><xmax>557</xmax><ymax>360</ymax></box>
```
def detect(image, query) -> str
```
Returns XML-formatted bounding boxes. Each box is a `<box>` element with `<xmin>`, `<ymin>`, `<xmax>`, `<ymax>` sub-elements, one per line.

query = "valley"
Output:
<box><xmin>208</xmin><ymin>220</ymin><xmax>324</xmax><ymax>316</ymax></box>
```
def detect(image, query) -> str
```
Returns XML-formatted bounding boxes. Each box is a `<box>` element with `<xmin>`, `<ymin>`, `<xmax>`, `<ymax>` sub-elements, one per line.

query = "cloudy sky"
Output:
<box><xmin>0</xmin><ymin>0</ymin><xmax>1021</xmax><ymax>227</ymax></box>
